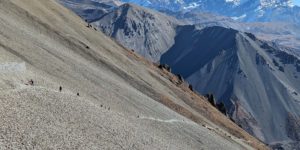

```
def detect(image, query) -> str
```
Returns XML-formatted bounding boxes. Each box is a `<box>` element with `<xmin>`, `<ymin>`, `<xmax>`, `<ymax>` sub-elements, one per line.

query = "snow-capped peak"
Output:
<box><xmin>122</xmin><ymin>0</ymin><xmax>299</xmax><ymax>23</ymax></box>
<box><xmin>259</xmin><ymin>0</ymin><xmax>293</xmax><ymax>7</ymax></box>
<box><xmin>225</xmin><ymin>0</ymin><xmax>293</xmax><ymax>7</ymax></box>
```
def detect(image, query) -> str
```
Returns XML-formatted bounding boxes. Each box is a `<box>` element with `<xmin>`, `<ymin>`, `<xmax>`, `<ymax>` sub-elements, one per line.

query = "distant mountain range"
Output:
<box><xmin>122</xmin><ymin>0</ymin><xmax>300</xmax><ymax>24</ymax></box>
<box><xmin>161</xmin><ymin>10</ymin><xmax>300</xmax><ymax>56</ymax></box>
<box><xmin>59</xmin><ymin>0</ymin><xmax>300</xmax><ymax>149</ymax></box>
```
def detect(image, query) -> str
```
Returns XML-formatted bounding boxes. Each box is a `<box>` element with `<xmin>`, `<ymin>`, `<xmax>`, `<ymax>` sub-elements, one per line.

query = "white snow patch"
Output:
<box><xmin>231</xmin><ymin>14</ymin><xmax>247</xmax><ymax>20</ymax></box>
<box><xmin>183</xmin><ymin>2</ymin><xmax>200</xmax><ymax>10</ymax></box>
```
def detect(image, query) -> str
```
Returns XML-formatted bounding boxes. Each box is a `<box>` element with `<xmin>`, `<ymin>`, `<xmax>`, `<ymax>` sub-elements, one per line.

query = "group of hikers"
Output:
<box><xmin>26</xmin><ymin>79</ymin><xmax>80</xmax><ymax>96</ymax></box>
<box><xmin>86</xmin><ymin>21</ymin><xmax>97</xmax><ymax>31</ymax></box>
<box><xmin>25</xmin><ymin>79</ymin><xmax>115</xmax><ymax>112</ymax></box>
<box><xmin>59</xmin><ymin>86</ymin><xmax>80</xmax><ymax>96</ymax></box>
<box><xmin>26</xmin><ymin>79</ymin><xmax>34</xmax><ymax>86</ymax></box>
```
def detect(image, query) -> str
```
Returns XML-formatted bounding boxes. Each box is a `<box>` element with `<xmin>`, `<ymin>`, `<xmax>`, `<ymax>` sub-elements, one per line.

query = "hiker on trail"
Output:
<box><xmin>87</xmin><ymin>23</ymin><xmax>92</xmax><ymax>28</ymax></box>
<box><xmin>29</xmin><ymin>79</ymin><xmax>34</xmax><ymax>86</ymax></box>
<box><xmin>59</xmin><ymin>86</ymin><xmax>62</xmax><ymax>92</ymax></box>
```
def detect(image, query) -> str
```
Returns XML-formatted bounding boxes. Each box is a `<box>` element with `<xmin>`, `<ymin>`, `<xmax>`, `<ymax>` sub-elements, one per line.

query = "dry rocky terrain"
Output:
<box><xmin>0</xmin><ymin>0</ymin><xmax>268</xmax><ymax>149</ymax></box>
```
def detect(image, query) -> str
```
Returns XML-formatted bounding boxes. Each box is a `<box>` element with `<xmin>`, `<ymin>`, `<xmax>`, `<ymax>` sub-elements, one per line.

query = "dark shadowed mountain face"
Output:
<box><xmin>161</xmin><ymin>26</ymin><xmax>238</xmax><ymax>79</ymax></box>
<box><xmin>160</xmin><ymin>26</ymin><xmax>239</xmax><ymax>108</ymax></box>
<box><xmin>161</xmin><ymin>26</ymin><xmax>300</xmax><ymax>148</ymax></box>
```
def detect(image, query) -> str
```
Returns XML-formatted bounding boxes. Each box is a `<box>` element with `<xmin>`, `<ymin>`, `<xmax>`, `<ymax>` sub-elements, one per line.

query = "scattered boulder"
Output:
<box><xmin>279</xmin><ymin>66</ymin><xmax>285</xmax><ymax>72</ymax></box>
<box><xmin>158</xmin><ymin>64</ymin><xmax>171</xmax><ymax>72</ymax></box>
<box><xmin>205</xmin><ymin>94</ymin><xmax>227</xmax><ymax>115</ymax></box>
<box><xmin>28</xmin><ymin>79</ymin><xmax>34</xmax><ymax>86</ymax></box>
<box><xmin>229</xmin><ymin>117</ymin><xmax>236</xmax><ymax>123</ymax></box>
<box><xmin>270</xmin><ymin>144</ymin><xmax>284</xmax><ymax>150</ymax></box>
<box><xmin>176</xmin><ymin>74</ymin><xmax>184</xmax><ymax>83</ymax></box>
<box><xmin>206</xmin><ymin>94</ymin><xmax>216</xmax><ymax>107</ymax></box>
<box><xmin>245</xmin><ymin>32</ymin><xmax>256</xmax><ymax>41</ymax></box>
<box><xmin>286</xmin><ymin>113</ymin><xmax>300</xmax><ymax>141</ymax></box>
<box><xmin>216</xmin><ymin>102</ymin><xmax>227</xmax><ymax>115</ymax></box>
<box><xmin>86</xmin><ymin>23</ymin><xmax>92</xmax><ymax>28</ymax></box>
<box><xmin>188</xmin><ymin>84</ymin><xmax>193</xmax><ymax>91</ymax></box>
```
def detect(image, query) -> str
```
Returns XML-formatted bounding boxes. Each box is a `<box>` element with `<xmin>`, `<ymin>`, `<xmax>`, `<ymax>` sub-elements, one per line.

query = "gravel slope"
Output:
<box><xmin>0</xmin><ymin>0</ymin><xmax>265</xmax><ymax>149</ymax></box>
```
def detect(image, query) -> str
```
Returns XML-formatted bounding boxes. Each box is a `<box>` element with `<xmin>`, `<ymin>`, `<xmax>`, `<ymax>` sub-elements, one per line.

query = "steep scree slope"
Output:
<box><xmin>0</xmin><ymin>0</ymin><xmax>267</xmax><ymax>149</ymax></box>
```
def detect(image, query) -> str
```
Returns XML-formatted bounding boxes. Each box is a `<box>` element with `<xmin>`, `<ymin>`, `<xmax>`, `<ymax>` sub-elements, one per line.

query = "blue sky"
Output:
<box><xmin>294</xmin><ymin>0</ymin><xmax>300</xmax><ymax>6</ymax></box>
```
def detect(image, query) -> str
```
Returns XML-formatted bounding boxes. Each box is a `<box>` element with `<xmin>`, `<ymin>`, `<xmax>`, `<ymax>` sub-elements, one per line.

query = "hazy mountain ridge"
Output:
<box><xmin>58</xmin><ymin>0</ymin><xmax>122</xmax><ymax>22</ymax></box>
<box><xmin>122</xmin><ymin>0</ymin><xmax>300</xmax><ymax>24</ymax></box>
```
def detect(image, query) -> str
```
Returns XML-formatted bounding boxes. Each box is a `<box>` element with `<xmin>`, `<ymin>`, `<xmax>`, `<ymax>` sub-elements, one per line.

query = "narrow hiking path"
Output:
<box><xmin>0</xmin><ymin>84</ymin><xmax>72</xmax><ymax>95</ymax></box>
<box><xmin>138</xmin><ymin>116</ymin><xmax>196</xmax><ymax>125</ymax></box>
<box><xmin>137</xmin><ymin>115</ymin><xmax>254</xmax><ymax>149</ymax></box>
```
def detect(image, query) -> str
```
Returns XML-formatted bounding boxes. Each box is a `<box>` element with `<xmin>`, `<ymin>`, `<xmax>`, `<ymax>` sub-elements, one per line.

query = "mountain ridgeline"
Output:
<box><xmin>123</xmin><ymin>0</ymin><xmax>300</xmax><ymax>24</ymax></box>
<box><xmin>59</xmin><ymin>0</ymin><xmax>300</xmax><ymax>149</ymax></box>
<box><xmin>92</xmin><ymin>3</ymin><xmax>179</xmax><ymax>62</ymax></box>
<box><xmin>161</xmin><ymin>25</ymin><xmax>300</xmax><ymax>145</ymax></box>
